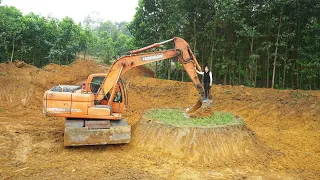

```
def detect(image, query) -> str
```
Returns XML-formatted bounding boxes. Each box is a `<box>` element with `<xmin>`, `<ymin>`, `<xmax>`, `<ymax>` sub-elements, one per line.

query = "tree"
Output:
<box><xmin>56</xmin><ymin>17</ymin><xmax>81</xmax><ymax>64</ymax></box>
<box><xmin>129</xmin><ymin>0</ymin><xmax>320</xmax><ymax>89</ymax></box>
<box><xmin>0</xmin><ymin>6</ymin><xmax>23</xmax><ymax>62</ymax></box>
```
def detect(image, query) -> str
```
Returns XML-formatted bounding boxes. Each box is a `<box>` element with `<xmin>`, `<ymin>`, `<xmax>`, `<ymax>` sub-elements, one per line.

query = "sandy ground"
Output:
<box><xmin>0</xmin><ymin>60</ymin><xmax>319</xmax><ymax>179</ymax></box>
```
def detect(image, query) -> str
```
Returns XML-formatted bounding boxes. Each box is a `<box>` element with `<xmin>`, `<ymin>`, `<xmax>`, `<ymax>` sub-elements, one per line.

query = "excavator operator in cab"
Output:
<box><xmin>195</xmin><ymin>65</ymin><xmax>212</xmax><ymax>101</ymax></box>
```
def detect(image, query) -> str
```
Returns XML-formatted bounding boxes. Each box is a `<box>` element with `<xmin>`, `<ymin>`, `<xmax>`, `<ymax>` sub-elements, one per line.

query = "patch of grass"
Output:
<box><xmin>145</xmin><ymin>109</ymin><xmax>244</xmax><ymax>127</ymax></box>
<box><xmin>225</xmin><ymin>89</ymin><xmax>232</xmax><ymax>94</ymax></box>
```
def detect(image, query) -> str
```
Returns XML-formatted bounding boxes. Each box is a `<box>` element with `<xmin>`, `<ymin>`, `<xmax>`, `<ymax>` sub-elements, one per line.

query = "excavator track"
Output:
<box><xmin>64</xmin><ymin>119</ymin><xmax>131</xmax><ymax>146</ymax></box>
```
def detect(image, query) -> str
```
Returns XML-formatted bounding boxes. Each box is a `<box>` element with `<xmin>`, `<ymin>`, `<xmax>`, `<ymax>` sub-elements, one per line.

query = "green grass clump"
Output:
<box><xmin>145</xmin><ymin>109</ymin><xmax>244</xmax><ymax>127</ymax></box>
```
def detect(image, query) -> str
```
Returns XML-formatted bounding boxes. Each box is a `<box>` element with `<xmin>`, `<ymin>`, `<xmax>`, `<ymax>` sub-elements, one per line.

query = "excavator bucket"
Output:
<box><xmin>186</xmin><ymin>99</ymin><xmax>203</xmax><ymax>114</ymax></box>
<box><xmin>185</xmin><ymin>98</ymin><xmax>213</xmax><ymax>117</ymax></box>
<box><xmin>64</xmin><ymin>119</ymin><xmax>131</xmax><ymax>146</ymax></box>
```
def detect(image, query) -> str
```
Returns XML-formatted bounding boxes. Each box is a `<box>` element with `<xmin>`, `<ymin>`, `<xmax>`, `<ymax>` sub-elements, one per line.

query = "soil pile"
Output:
<box><xmin>0</xmin><ymin>60</ymin><xmax>107</xmax><ymax>116</ymax></box>
<box><xmin>133</xmin><ymin>114</ymin><xmax>273</xmax><ymax>167</ymax></box>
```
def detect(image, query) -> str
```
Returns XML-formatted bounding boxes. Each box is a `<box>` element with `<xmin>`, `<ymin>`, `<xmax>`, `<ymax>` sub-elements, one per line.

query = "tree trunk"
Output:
<box><xmin>254</xmin><ymin>58</ymin><xmax>258</xmax><ymax>88</ymax></box>
<box><xmin>167</xmin><ymin>60</ymin><xmax>171</xmax><ymax>80</ymax></box>
<box><xmin>201</xmin><ymin>48</ymin><xmax>204</xmax><ymax>67</ymax></box>
<box><xmin>238</xmin><ymin>52</ymin><xmax>241</xmax><ymax>84</ymax></box>
<box><xmin>291</xmin><ymin>63</ymin><xmax>294</xmax><ymax>88</ymax></box>
<box><xmin>267</xmin><ymin>48</ymin><xmax>270</xmax><ymax>88</ymax></box>
<box><xmin>20</xmin><ymin>39</ymin><xmax>23</xmax><ymax>61</ymax></box>
<box><xmin>212</xmin><ymin>2</ymin><xmax>217</xmax><ymax>82</ymax></box>
<box><xmin>297</xmin><ymin>64</ymin><xmax>299</xmax><ymax>89</ymax></box>
<box><xmin>175</xmin><ymin>63</ymin><xmax>179</xmax><ymax>80</ymax></box>
<box><xmin>272</xmin><ymin>14</ymin><xmax>282</xmax><ymax>89</ymax></box>
<box><xmin>250</xmin><ymin>37</ymin><xmax>254</xmax><ymax>85</ymax></box>
<box><xmin>193</xmin><ymin>8</ymin><xmax>197</xmax><ymax>53</ymax></box>
<box><xmin>282</xmin><ymin>59</ymin><xmax>286</xmax><ymax>89</ymax></box>
<box><xmin>228</xmin><ymin>64</ymin><xmax>230</xmax><ymax>85</ymax></box>
<box><xmin>245</xmin><ymin>60</ymin><xmax>248</xmax><ymax>84</ymax></box>
<box><xmin>4</xmin><ymin>35</ymin><xmax>8</xmax><ymax>60</ymax></box>
<box><xmin>278</xmin><ymin>65</ymin><xmax>281</xmax><ymax>88</ymax></box>
<box><xmin>233</xmin><ymin>55</ymin><xmax>235</xmax><ymax>86</ymax></box>
<box><xmin>210</xmin><ymin>40</ymin><xmax>214</xmax><ymax>73</ymax></box>
<box><xmin>181</xmin><ymin>69</ymin><xmax>184</xmax><ymax>82</ymax></box>
<box><xmin>33</xmin><ymin>48</ymin><xmax>36</xmax><ymax>65</ymax></box>
<box><xmin>10</xmin><ymin>38</ymin><xmax>15</xmax><ymax>62</ymax></box>
<box><xmin>282</xmin><ymin>36</ymin><xmax>289</xmax><ymax>89</ymax></box>
<box><xmin>155</xmin><ymin>62</ymin><xmax>158</xmax><ymax>78</ymax></box>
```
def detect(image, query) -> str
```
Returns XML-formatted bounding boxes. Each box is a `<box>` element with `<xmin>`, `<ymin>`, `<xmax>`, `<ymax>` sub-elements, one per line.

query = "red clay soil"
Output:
<box><xmin>0</xmin><ymin>60</ymin><xmax>319</xmax><ymax>179</ymax></box>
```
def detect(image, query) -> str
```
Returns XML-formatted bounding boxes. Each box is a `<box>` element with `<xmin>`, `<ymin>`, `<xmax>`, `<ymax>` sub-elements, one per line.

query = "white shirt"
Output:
<box><xmin>195</xmin><ymin>69</ymin><xmax>212</xmax><ymax>84</ymax></box>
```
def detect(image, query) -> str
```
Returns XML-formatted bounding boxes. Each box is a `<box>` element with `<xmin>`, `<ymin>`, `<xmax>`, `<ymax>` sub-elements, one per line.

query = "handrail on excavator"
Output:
<box><xmin>129</xmin><ymin>38</ymin><xmax>174</xmax><ymax>55</ymax></box>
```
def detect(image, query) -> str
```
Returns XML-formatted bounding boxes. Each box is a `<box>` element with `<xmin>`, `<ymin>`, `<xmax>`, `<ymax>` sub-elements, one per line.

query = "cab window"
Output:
<box><xmin>90</xmin><ymin>76</ymin><xmax>105</xmax><ymax>93</ymax></box>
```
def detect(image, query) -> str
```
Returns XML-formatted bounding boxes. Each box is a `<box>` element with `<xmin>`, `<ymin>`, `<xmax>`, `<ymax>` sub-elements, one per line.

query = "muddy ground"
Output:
<box><xmin>0</xmin><ymin>60</ymin><xmax>319</xmax><ymax>179</ymax></box>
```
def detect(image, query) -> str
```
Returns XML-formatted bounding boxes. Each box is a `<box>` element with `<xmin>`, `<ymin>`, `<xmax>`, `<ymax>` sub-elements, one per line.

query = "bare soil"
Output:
<box><xmin>0</xmin><ymin>60</ymin><xmax>319</xmax><ymax>179</ymax></box>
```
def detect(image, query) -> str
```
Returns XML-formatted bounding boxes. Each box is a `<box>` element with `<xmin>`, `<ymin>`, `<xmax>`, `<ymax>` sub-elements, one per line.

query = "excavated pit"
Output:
<box><xmin>132</xmin><ymin>109</ymin><xmax>273</xmax><ymax>165</ymax></box>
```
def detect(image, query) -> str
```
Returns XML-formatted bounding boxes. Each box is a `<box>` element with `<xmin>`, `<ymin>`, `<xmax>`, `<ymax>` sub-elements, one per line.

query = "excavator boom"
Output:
<box><xmin>96</xmin><ymin>37</ymin><xmax>205</xmax><ymax>104</ymax></box>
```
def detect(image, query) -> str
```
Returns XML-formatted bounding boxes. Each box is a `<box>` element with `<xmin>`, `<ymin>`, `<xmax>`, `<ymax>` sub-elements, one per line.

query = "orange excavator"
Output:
<box><xmin>43</xmin><ymin>37</ymin><xmax>212</xmax><ymax>146</ymax></box>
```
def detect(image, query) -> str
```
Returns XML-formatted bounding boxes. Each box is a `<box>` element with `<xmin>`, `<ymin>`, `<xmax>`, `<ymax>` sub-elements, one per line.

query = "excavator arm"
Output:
<box><xmin>96</xmin><ymin>37</ymin><xmax>205</xmax><ymax>107</ymax></box>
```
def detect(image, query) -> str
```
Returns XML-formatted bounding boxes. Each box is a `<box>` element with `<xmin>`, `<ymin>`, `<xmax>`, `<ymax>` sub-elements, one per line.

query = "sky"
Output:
<box><xmin>2</xmin><ymin>0</ymin><xmax>139</xmax><ymax>23</ymax></box>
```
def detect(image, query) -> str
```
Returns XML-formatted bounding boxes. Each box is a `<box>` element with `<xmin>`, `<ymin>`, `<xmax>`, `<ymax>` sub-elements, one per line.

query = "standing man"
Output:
<box><xmin>195</xmin><ymin>66</ymin><xmax>212</xmax><ymax>101</ymax></box>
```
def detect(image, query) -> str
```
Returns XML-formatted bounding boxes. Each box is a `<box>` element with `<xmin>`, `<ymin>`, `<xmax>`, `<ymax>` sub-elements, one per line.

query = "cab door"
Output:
<box><xmin>111</xmin><ymin>79</ymin><xmax>126</xmax><ymax>113</ymax></box>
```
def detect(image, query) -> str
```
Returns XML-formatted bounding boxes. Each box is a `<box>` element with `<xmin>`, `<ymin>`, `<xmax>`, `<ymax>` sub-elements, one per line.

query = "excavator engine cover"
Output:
<box><xmin>64</xmin><ymin>119</ymin><xmax>131</xmax><ymax>146</ymax></box>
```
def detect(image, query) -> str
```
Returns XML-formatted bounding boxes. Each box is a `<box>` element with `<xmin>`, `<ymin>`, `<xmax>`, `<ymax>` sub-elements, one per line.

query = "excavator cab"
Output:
<box><xmin>84</xmin><ymin>74</ymin><xmax>127</xmax><ymax>113</ymax></box>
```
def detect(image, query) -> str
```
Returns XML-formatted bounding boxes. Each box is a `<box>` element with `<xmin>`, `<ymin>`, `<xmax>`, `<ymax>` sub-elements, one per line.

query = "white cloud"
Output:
<box><xmin>2</xmin><ymin>0</ymin><xmax>139</xmax><ymax>23</ymax></box>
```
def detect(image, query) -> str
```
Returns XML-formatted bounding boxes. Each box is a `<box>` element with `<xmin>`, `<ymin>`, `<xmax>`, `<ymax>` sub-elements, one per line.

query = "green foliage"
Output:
<box><xmin>87</xmin><ymin>20</ymin><xmax>134</xmax><ymax>64</ymax></box>
<box><xmin>0</xmin><ymin>6</ymin><xmax>134</xmax><ymax>67</ymax></box>
<box><xmin>129</xmin><ymin>0</ymin><xmax>320</xmax><ymax>89</ymax></box>
<box><xmin>0</xmin><ymin>6</ymin><xmax>82</xmax><ymax>66</ymax></box>
<box><xmin>0</xmin><ymin>6</ymin><xmax>23</xmax><ymax>61</ymax></box>
<box><xmin>145</xmin><ymin>109</ymin><xmax>243</xmax><ymax>127</ymax></box>
<box><xmin>1</xmin><ymin>2</ymin><xmax>320</xmax><ymax>89</ymax></box>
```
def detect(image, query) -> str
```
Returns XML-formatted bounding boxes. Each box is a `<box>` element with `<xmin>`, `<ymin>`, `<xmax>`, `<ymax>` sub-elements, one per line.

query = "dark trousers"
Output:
<box><xmin>204</xmin><ymin>82</ymin><xmax>210</xmax><ymax>98</ymax></box>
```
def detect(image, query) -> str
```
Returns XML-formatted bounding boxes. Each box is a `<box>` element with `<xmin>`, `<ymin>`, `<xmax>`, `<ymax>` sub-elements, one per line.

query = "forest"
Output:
<box><xmin>1</xmin><ymin>0</ymin><xmax>320</xmax><ymax>89</ymax></box>
<box><xmin>0</xmin><ymin>5</ymin><xmax>134</xmax><ymax>66</ymax></box>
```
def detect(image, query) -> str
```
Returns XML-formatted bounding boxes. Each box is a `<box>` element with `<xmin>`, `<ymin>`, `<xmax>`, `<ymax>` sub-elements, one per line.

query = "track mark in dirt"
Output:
<box><xmin>14</xmin><ymin>134</ymin><xmax>32</xmax><ymax>163</ymax></box>
<box><xmin>0</xmin><ymin>123</ymin><xmax>14</xmax><ymax>165</ymax></box>
<box><xmin>1</xmin><ymin>123</ymin><xmax>32</xmax><ymax>164</ymax></box>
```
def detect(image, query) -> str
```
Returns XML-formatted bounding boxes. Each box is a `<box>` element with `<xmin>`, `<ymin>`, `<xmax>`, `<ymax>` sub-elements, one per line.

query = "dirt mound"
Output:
<box><xmin>132</xmin><ymin>115</ymin><xmax>273</xmax><ymax>167</ymax></box>
<box><xmin>0</xmin><ymin>60</ymin><xmax>107</xmax><ymax>116</ymax></box>
<box><xmin>207</xmin><ymin>85</ymin><xmax>320</xmax><ymax>178</ymax></box>
<box><xmin>13</xmin><ymin>60</ymin><xmax>27</xmax><ymax>68</ymax></box>
<box><xmin>122</xmin><ymin>66</ymin><xmax>154</xmax><ymax>79</ymax></box>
